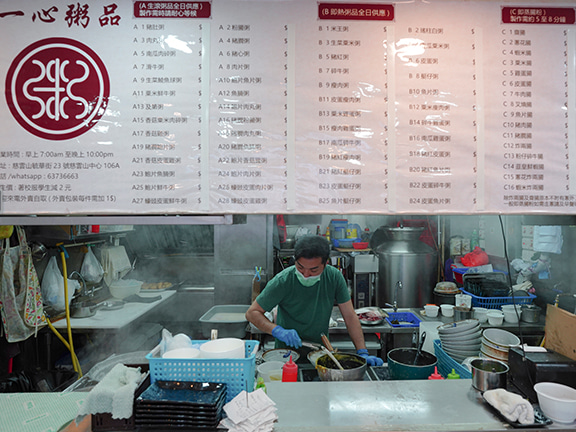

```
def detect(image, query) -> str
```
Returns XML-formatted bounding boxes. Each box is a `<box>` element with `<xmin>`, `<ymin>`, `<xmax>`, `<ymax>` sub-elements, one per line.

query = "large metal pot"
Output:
<box><xmin>370</xmin><ymin>226</ymin><xmax>438</xmax><ymax>308</ymax></box>
<box><xmin>387</xmin><ymin>348</ymin><xmax>437</xmax><ymax>380</ymax></box>
<box><xmin>315</xmin><ymin>353</ymin><xmax>367</xmax><ymax>381</ymax></box>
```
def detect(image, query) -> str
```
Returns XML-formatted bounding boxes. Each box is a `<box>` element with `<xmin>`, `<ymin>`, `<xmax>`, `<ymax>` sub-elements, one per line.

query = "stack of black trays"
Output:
<box><xmin>134</xmin><ymin>381</ymin><xmax>227</xmax><ymax>431</ymax></box>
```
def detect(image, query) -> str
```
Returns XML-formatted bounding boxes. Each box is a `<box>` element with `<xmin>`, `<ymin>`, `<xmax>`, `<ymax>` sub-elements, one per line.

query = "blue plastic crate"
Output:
<box><xmin>146</xmin><ymin>340</ymin><xmax>259</xmax><ymax>402</ymax></box>
<box><xmin>460</xmin><ymin>288</ymin><xmax>536</xmax><ymax>309</ymax></box>
<box><xmin>385</xmin><ymin>312</ymin><xmax>421</xmax><ymax>328</ymax></box>
<box><xmin>433</xmin><ymin>339</ymin><xmax>472</xmax><ymax>379</ymax></box>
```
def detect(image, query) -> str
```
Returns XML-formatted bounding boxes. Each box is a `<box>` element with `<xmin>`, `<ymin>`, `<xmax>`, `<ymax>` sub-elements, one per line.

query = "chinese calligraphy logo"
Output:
<box><xmin>5</xmin><ymin>38</ymin><xmax>110</xmax><ymax>140</ymax></box>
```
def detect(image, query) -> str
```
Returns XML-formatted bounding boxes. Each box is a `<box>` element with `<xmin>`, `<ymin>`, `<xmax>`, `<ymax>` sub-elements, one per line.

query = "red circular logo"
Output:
<box><xmin>5</xmin><ymin>38</ymin><xmax>110</xmax><ymax>141</ymax></box>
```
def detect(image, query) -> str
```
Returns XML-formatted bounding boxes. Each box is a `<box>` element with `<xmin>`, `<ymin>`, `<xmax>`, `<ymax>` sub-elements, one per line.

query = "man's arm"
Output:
<box><xmin>338</xmin><ymin>299</ymin><xmax>366</xmax><ymax>350</ymax></box>
<box><xmin>246</xmin><ymin>301</ymin><xmax>276</xmax><ymax>335</ymax></box>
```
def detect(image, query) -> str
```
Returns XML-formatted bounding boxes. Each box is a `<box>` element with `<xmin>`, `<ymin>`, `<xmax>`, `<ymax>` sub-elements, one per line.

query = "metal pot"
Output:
<box><xmin>471</xmin><ymin>358</ymin><xmax>509</xmax><ymax>392</ymax></box>
<box><xmin>387</xmin><ymin>348</ymin><xmax>437</xmax><ymax>380</ymax></box>
<box><xmin>370</xmin><ymin>226</ymin><xmax>438</xmax><ymax>308</ymax></box>
<box><xmin>521</xmin><ymin>304</ymin><xmax>541</xmax><ymax>323</ymax></box>
<box><xmin>315</xmin><ymin>353</ymin><xmax>367</xmax><ymax>381</ymax></box>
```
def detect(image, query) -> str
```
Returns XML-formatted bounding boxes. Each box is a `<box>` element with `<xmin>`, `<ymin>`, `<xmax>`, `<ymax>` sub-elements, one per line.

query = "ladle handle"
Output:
<box><xmin>321</xmin><ymin>333</ymin><xmax>335</xmax><ymax>352</ymax></box>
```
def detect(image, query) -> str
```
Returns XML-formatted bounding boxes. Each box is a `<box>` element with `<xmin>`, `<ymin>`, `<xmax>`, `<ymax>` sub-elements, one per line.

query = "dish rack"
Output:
<box><xmin>146</xmin><ymin>340</ymin><xmax>259</xmax><ymax>402</ymax></box>
<box><xmin>462</xmin><ymin>272</ymin><xmax>536</xmax><ymax>309</ymax></box>
<box><xmin>433</xmin><ymin>339</ymin><xmax>472</xmax><ymax>379</ymax></box>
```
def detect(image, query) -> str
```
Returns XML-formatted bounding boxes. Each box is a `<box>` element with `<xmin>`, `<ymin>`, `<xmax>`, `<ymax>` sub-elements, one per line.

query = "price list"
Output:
<box><xmin>392</xmin><ymin>2</ymin><xmax>479</xmax><ymax>213</ymax></box>
<box><xmin>483</xmin><ymin>6</ymin><xmax>576</xmax><ymax>211</ymax></box>
<box><xmin>126</xmin><ymin>16</ymin><xmax>205</xmax><ymax>213</ymax></box>
<box><xmin>208</xmin><ymin>3</ymin><xmax>289</xmax><ymax>212</ymax></box>
<box><xmin>292</xmin><ymin>3</ymin><xmax>393</xmax><ymax>212</ymax></box>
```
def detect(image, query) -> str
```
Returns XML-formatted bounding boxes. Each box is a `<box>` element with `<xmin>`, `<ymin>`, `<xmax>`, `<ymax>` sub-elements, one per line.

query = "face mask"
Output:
<box><xmin>296</xmin><ymin>268</ymin><xmax>321</xmax><ymax>286</ymax></box>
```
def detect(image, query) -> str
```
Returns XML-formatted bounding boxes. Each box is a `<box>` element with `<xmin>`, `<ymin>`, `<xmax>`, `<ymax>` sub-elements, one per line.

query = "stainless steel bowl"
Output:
<box><xmin>315</xmin><ymin>353</ymin><xmax>367</xmax><ymax>381</ymax></box>
<box><xmin>471</xmin><ymin>358</ymin><xmax>509</xmax><ymax>392</ymax></box>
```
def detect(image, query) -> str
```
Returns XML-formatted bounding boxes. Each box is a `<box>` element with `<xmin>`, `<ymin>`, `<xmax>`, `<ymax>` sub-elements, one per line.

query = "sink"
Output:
<box><xmin>385</xmin><ymin>311</ymin><xmax>422</xmax><ymax>328</ymax></box>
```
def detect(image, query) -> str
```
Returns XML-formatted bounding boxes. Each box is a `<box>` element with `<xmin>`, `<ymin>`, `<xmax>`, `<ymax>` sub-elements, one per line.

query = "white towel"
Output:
<box><xmin>483</xmin><ymin>388</ymin><xmax>534</xmax><ymax>425</ymax></box>
<box><xmin>77</xmin><ymin>364</ymin><xmax>144</xmax><ymax>419</ymax></box>
<box><xmin>101</xmin><ymin>246</ymin><xmax>132</xmax><ymax>286</ymax></box>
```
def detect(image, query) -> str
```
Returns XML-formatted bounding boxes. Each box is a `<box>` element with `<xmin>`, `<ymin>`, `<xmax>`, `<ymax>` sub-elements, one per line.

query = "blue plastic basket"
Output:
<box><xmin>460</xmin><ymin>288</ymin><xmax>536</xmax><ymax>309</ymax></box>
<box><xmin>146</xmin><ymin>340</ymin><xmax>259</xmax><ymax>402</ymax></box>
<box><xmin>433</xmin><ymin>339</ymin><xmax>472</xmax><ymax>379</ymax></box>
<box><xmin>385</xmin><ymin>312</ymin><xmax>421</xmax><ymax>328</ymax></box>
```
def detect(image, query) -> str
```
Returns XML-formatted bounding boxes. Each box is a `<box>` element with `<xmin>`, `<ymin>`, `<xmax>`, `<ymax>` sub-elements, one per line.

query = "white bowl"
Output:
<box><xmin>534</xmin><ymin>382</ymin><xmax>576</xmax><ymax>423</ymax></box>
<box><xmin>424</xmin><ymin>304</ymin><xmax>439</xmax><ymax>318</ymax></box>
<box><xmin>438</xmin><ymin>319</ymin><xmax>480</xmax><ymax>335</ymax></box>
<box><xmin>109</xmin><ymin>279</ymin><xmax>142</xmax><ymax>299</ymax></box>
<box><xmin>502</xmin><ymin>309</ymin><xmax>519</xmax><ymax>323</ymax></box>
<box><xmin>257</xmin><ymin>361</ymin><xmax>284</xmax><ymax>382</ymax></box>
<box><xmin>162</xmin><ymin>347</ymin><xmax>200</xmax><ymax>359</ymax></box>
<box><xmin>440</xmin><ymin>329</ymin><xmax>482</xmax><ymax>343</ymax></box>
<box><xmin>474</xmin><ymin>307</ymin><xmax>489</xmax><ymax>323</ymax></box>
<box><xmin>200</xmin><ymin>338</ymin><xmax>245</xmax><ymax>358</ymax></box>
<box><xmin>487</xmin><ymin>311</ymin><xmax>504</xmax><ymax>326</ymax></box>
<box><xmin>441</xmin><ymin>304</ymin><xmax>454</xmax><ymax>317</ymax></box>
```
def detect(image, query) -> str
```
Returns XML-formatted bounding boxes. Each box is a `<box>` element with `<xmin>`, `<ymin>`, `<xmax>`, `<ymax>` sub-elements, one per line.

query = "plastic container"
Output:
<box><xmin>146</xmin><ymin>340</ymin><xmax>259</xmax><ymax>402</ymax></box>
<box><xmin>329</xmin><ymin>219</ymin><xmax>348</xmax><ymax>240</ymax></box>
<box><xmin>424</xmin><ymin>304</ymin><xmax>439</xmax><ymax>318</ymax></box>
<box><xmin>199</xmin><ymin>338</ymin><xmax>245</xmax><ymax>358</ymax></box>
<box><xmin>487</xmin><ymin>311</ymin><xmax>504</xmax><ymax>326</ymax></box>
<box><xmin>385</xmin><ymin>312</ymin><xmax>422</xmax><ymax>328</ymax></box>
<box><xmin>534</xmin><ymin>382</ymin><xmax>576</xmax><ymax>424</ymax></box>
<box><xmin>257</xmin><ymin>361</ymin><xmax>284</xmax><ymax>382</ymax></box>
<box><xmin>199</xmin><ymin>305</ymin><xmax>250</xmax><ymax>339</ymax></box>
<box><xmin>433</xmin><ymin>339</ymin><xmax>472</xmax><ymax>379</ymax></box>
<box><xmin>282</xmin><ymin>356</ymin><xmax>298</xmax><ymax>382</ymax></box>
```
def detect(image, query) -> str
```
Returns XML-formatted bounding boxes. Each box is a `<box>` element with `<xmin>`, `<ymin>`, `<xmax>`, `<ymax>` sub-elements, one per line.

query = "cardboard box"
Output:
<box><xmin>544</xmin><ymin>304</ymin><xmax>576</xmax><ymax>362</ymax></box>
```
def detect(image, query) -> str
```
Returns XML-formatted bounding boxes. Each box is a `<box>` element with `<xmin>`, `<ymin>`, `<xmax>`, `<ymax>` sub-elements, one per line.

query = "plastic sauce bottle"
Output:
<box><xmin>282</xmin><ymin>355</ymin><xmax>298</xmax><ymax>382</ymax></box>
<box><xmin>447</xmin><ymin>368</ymin><xmax>460</xmax><ymax>379</ymax></box>
<box><xmin>428</xmin><ymin>366</ymin><xmax>444</xmax><ymax>380</ymax></box>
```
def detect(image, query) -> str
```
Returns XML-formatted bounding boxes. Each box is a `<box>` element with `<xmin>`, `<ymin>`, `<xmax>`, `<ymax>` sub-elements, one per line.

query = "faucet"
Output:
<box><xmin>385</xmin><ymin>280</ymin><xmax>403</xmax><ymax>312</ymax></box>
<box><xmin>69</xmin><ymin>271</ymin><xmax>89</xmax><ymax>298</ymax></box>
<box><xmin>554</xmin><ymin>293</ymin><xmax>576</xmax><ymax>314</ymax></box>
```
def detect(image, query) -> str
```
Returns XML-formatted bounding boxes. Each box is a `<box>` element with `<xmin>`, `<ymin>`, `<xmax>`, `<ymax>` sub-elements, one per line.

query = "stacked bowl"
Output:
<box><xmin>480</xmin><ymin>328</ymin><xmax>520</xmax><ymax>363</ymax></box>
<box><xmin>438</xmin><ymin>319</ymin><xmax>482</xmax><ymax>362</ymax></box>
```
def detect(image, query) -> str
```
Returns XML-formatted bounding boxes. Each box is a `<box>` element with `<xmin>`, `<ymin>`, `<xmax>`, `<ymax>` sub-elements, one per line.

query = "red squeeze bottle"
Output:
<box><xmin>282</xmin><ymin>355</ymin><xmax>298</xmax><ymax>382</ymax></box>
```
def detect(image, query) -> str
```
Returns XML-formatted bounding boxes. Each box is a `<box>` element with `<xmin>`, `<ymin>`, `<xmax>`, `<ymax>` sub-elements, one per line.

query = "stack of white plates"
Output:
<box><xmin>480</xmin><ymin>328</ymin><xmax>521</xmax><ymax>363</ymax></box>
<box><xmin>438</xmin><ymin>319</ymin><xmax>482</xmax><ymax>362</ymax></box>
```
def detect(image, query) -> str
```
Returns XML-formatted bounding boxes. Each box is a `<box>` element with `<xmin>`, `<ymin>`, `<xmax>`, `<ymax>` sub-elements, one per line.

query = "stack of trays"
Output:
<box><xmin>480</xmin><ymin>328</ymin><xmax>521</xmax><ymax>363</ymax></box>
<box><xmin>134</xmin><ymin>381</ymin><xmax>226</xmax><ymax>430</ymax></box>
<box><xmin>438</xmin><ymin>319</ymin><xmax>482</xmax><ymax>363</ymax></box>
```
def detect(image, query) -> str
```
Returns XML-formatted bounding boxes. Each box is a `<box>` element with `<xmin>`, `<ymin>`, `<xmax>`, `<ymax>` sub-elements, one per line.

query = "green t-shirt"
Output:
<box><xmin>256</xmin><ymin>264</ymin><xmax>350</xmax><ymax>347</ymax></box>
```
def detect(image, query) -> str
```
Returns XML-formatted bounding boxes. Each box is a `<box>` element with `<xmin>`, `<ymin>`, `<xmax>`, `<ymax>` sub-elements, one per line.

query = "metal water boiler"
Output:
<box><xmin>370</xmin><ymin>226</ymin><xmax>438</xmax><ymax>308</ymax></box>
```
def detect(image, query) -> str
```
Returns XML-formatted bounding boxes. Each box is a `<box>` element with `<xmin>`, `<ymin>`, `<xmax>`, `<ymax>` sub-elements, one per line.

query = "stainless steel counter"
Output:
<box><xmin>266</xmin><ymin>379</ymin><xmax>575</xmax><ymax>431</ymax></box>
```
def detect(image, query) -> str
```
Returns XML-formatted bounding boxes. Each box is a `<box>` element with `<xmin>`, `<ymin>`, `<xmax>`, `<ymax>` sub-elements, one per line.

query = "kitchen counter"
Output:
<box><xmin>51</xmin><ymin>290</ymin><xmax>176</xmax><ymax>330</ymax></box>
<box><xmin>266</xmin><ymin>379</ymin><xmax>576</xmax><ymax>432</ymax></box>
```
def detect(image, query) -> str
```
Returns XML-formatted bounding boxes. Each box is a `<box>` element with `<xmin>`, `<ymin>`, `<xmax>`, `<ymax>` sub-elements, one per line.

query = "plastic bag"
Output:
<box><xmin>41</xmin><ymin>256</ymin><xmax>79</xmax><ymax>312</ymax></box>
<box><xmin>80</xmin><ymin>246</ymin><xmax>104</xmax><ymax>284</ymax></box>
<box><xmin>461</xmin><ymin>246</ymin><xmax>489</xmax><ymax>267</ymax></box>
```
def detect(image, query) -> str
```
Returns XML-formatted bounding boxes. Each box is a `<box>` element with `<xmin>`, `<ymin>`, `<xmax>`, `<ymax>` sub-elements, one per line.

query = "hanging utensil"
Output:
<box><xmin>413</xmin><ymin>332</ymin><xmax>426</xmax><ymax>365</ymax></box>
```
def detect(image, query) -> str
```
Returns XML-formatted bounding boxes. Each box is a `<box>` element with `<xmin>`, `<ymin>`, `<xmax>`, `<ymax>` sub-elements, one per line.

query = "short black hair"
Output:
<box><xmin>294</xmin><ymin>235</ymin><xmax>331</xmax><ymax>264</ymax></box>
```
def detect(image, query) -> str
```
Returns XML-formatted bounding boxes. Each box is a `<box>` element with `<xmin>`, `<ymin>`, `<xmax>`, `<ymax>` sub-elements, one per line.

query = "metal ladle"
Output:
<box><xmin>413</xmin><ymin>332</ymin><xmax>426</xmax><ymax>365</ymax></box>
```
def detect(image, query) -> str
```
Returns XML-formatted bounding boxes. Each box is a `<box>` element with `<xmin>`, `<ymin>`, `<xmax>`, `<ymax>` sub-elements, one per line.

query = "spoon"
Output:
<box><xmin>413</xmin><ymin>332</ymin><xmax>426</xmax><ymax>365</ymax></box>
<box><xmin>321</xmin><ymin>346</ymin><xmax>344</xmax><ymax>370</ymax></box>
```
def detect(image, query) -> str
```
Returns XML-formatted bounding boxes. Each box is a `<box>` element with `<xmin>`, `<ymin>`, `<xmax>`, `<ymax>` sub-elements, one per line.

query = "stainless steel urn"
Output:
<box><xmin>370</xmin><ymin>226</ymin><xmax>438</xmax><ymax>309</ymax></box>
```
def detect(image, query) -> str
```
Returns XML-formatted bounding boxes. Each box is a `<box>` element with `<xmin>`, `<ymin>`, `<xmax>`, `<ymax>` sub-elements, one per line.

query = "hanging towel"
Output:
<box><xmin>100</xmin><ymin>246</ymin><xmax>132</xmax><ymax>287</ymax></box>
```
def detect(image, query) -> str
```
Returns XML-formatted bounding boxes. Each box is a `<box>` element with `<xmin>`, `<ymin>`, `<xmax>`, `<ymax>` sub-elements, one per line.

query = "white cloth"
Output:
<box><xmin>483</xmin><ymin>388</ymin><xmax>534</xmax><ymax>425</ymax></box>
<box><xmin>100</xmin><ymin>246</ymin><xmax>132</xmax><ymax>286</ymax></box>
<box><xmin>77</xmin><ymin>364</ymin><xmax>144</xmax><ymax>419</ymax></box>
<box><xmin>533</xmin><ymin>225</ymin><xmax>563</xmax><ymax>254</ymax></box>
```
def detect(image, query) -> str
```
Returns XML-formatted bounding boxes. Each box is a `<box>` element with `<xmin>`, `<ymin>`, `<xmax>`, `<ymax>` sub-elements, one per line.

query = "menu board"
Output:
<box><xmin>0</xmin><ymin>0</ymin><xmax>574</xmax><ymax>215</ymax></box>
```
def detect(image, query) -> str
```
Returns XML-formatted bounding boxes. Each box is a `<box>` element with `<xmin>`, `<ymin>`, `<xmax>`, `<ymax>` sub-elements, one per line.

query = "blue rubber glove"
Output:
<box><xmin>357</xmin><ymin>348</ymin><xmax>384</xmax><ymax>366</ymax></box>
<box><xmin>271</xmin><ymin>325</ymin><xmax>302</xmax><ymax>349</ymax></box>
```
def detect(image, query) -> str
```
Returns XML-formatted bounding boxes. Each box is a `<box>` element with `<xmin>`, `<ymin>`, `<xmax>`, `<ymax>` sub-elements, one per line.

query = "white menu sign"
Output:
<box><xmin>0</xmin><ymin>0</ymin><xmax>574</xmax><ymax>215</ymax></box>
